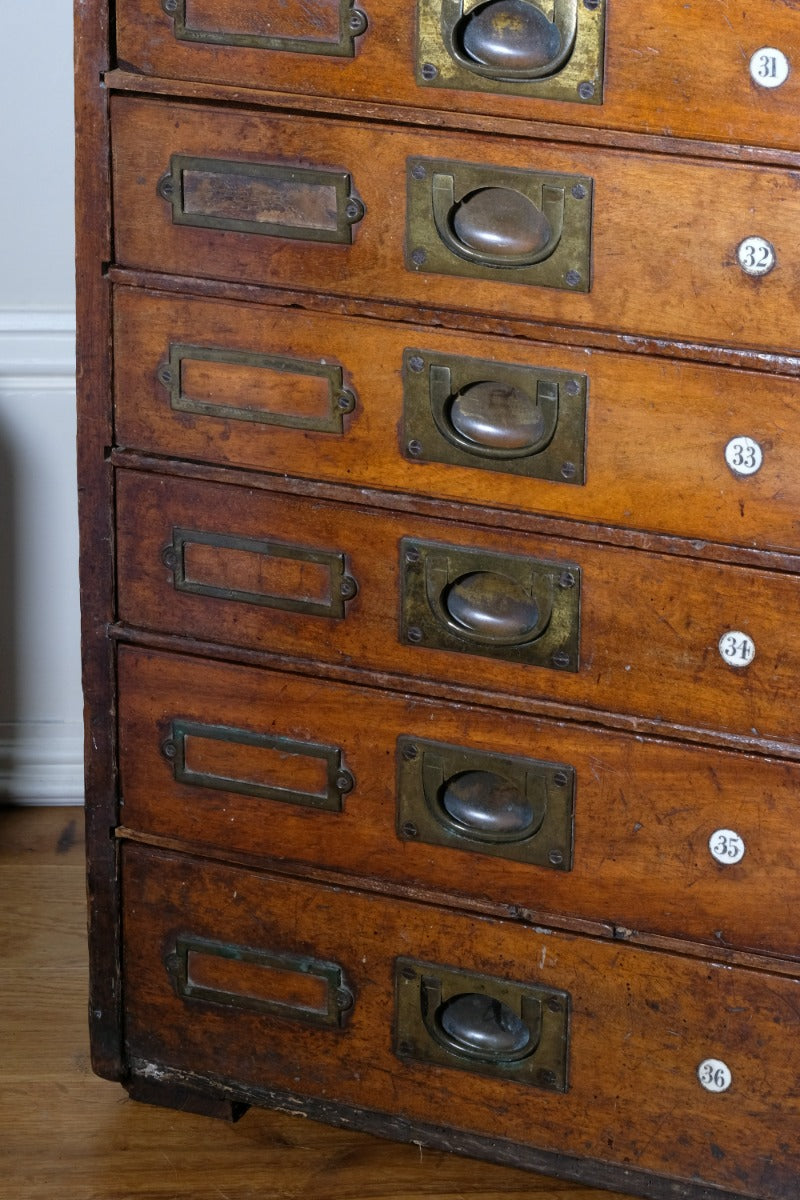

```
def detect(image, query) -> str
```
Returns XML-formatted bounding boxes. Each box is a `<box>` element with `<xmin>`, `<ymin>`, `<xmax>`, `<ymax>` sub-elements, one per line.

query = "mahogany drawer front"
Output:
<box><xmin>115</xmin><ymin>0</ymin><xmax>800</xmax><ymax>154</ymax></box>
<box><xmin>119</xmin><ymin>645</ymin><xmax>800</xmax><ymax>959</ymax></box>
<box><xmin>116</xmin><ymin>286</ymin><xmax>800</xmax><ymax>555</ymax></box>
<box><xmin>122</xmin><ymin>841</ymin><xmax>800</xmax><ymax>1200</ymax></box>
<box><xmin>116</xmin><ymin>468</ymin><xmax>800</xmax><ymax>744</ymax></box>
<box><xmin>112</xmin><ymin>95</ymin><xmax>800</xmax><ymax>355</ymax></box>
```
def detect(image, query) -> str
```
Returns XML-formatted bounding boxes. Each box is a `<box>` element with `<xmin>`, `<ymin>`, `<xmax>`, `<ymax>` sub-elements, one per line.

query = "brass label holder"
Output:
<box><xmin>158</xmin><ymin>155</ymin><xmax>365</xmax><ymax>244</ymax></box>
<box><xmin>402</xmin><ymin>347</ymin><xmax>587</xmax><ymax>481</ymax></box>
<box><xmin>162</xmin><ymin>527</ymin><xmax>358</xmax><ymax>618</ymax></box>
<box><xmin>158</xmin><ymin>343</ymin><xmax>356</xmax><ymax>434</ymax></box>
<box><xmin>166</xmin><ymin>935</ymin><xmax>355</xmax><ymax>1027</ymax></box>
<box><xmin>163</xmin><ymin>0</ymin><xmax>368</xmax><ymax>57</ymax></box>
<box><xmin>162</xmin><ymin>719</ymin><xmax>354</xmax><ymax>811</ymax></box>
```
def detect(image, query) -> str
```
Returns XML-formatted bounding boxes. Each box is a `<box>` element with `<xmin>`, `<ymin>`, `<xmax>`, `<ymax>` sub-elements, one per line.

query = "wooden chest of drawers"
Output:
<box><xmin>75</xmin><ymin>2</ymin><xmax>800</xmax><ymax>1196</ymax></box>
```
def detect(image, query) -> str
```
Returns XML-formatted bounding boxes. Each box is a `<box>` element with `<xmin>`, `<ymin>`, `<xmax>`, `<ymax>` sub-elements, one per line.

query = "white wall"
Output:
<box><xmin>0</xmin><ymin>2</ymin><xmax>83</xmax><ymax>803</ymax></box>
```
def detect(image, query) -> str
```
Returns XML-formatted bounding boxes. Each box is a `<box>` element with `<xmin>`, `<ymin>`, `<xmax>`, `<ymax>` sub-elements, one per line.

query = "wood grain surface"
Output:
<box><xmin>113</xmin><ymin>287</ymin><xmax>800</xmax><ymax>557</ymax></box>
<box><xmin>121</xmin><ymin>840</ymin><xmax>800</xmax><ymax>1199</ymax></box>
<box><xmin>110</xmin><ymin>94</ymin><xmax>800</xmax><ymax>355</ymax></box>
<box><xmin>0</xmin><ymin>805</ymin><xmax>623</xmax><ymax>1200</ymax></box>
<box><xmin>113</xmin><ymin>0</ymin><xmax>800</xmax><ymax>153</ymax></box>
<box><xmin>117</xmin><ymin>645</ymin><xmax>800</xmax><ymax>960</ymax></box>
<box><xmin>114</xmin><ymin>467</ymin><xmax>800</xmax><ymax>745</ymax></box>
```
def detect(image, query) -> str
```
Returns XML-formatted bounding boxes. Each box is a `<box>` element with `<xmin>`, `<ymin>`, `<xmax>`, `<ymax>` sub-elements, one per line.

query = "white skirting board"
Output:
<box><xmin>0</xmin><ymin>309</ymin><xmax>84</xmax><ymax>805</ymax></box>
<box><xmin>0</xmin><ymin>723</ymin><xmax>84</xmax><ymax>805</ymax></box>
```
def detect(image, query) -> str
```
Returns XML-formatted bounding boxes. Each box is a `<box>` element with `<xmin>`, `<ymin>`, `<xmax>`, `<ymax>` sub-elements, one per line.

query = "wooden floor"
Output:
<box><xmin>0</xmin><ymin>805</ymin><xmax>627</xmax><ymax>1200</ymax></box>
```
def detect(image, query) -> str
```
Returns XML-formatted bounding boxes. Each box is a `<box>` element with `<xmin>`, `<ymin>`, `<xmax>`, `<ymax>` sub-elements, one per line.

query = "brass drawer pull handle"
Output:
<box><xmin>395</xmin><ymin>958</ymin><xmax>570</xmax><ymax>1089</ymax></box>
<box><xmin>161</xmin><ymin>719</ymin><xmax>354</xmax><ymax>812</ymax></box>
<box><xmin>436</xmin><ymin>567</ymin><xmax>552</xmax><ymax>646</ymax></box>
<box><xmin>397</xmin><ymin>736</ymin><xmax>575</xmax><ymax>868</ymax></box>
<box><xmin>436</xmin><ymin>991</ymin><xmax>537</xmax><ymax>1062</ymax></box>
<box><xmin>408</xmin><ymin>158</ymin><xmax>591</xmax><ymax>291</ymax></box>
<box><xmin>432</xmin><ymin>174</ymin><xmax>565</xmax><ymax>267</ymax></box>
<box><xmin>402</xmin><ymin>538</ymin><xmax>580</xmax><ymax>669</ymax></box>
<box><xmin>429</xmin><ymin>363</ymin><xmax>558</xmax><ymax>458</ymax></box>
<box><xmin>436</xmin><ymin>768</ymin><xmax>544</xmax><ymax>841</ymax></box>
<box><xmin>162</xmin><ymin>527</ymin><xmax>358</xmax><ymax>619</ymax></box>
<box><xmin>162</xmin><ymin>0</ymin><xmax>367</xmax><ymax>58</ymax></box>
<box><xmin>402</xmin><ymin>349</ymin><xmax>587</xmax><ymax>482</ymax></box>
<box><xmin>166</xmin><ymin>935</ymin><xmax>354</xmax><ymax>1028</ymax></box>
<box><xmin>157</xmin><ymin>154</ymin><xmax>365</xmax><ymax>244</ymax></box>
<box><xmin>417</xmin><ymin>0</ymin><xmax>604</xmax><ymax>104</ymax></box>
<box><xmin>452</xmin><ymin>0</ymin><xmax>578</xmax><ymax>81</ymax></box>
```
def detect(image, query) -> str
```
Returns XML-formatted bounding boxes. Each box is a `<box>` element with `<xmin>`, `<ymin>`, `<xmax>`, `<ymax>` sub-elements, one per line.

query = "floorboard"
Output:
<box><xmin>0</xmin><ymin>805</ymin><xmax>624</xmax><ymax>1200</ymax></box>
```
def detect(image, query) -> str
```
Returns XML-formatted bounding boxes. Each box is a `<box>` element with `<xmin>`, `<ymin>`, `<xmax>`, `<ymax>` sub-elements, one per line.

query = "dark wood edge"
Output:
<box><xmin>107</xmin><ymin>268</ymin><xmax>800</xmax><ymax>378</ymax></box>
<box><xmin>123</xmin><ymin>1062</ymin><xmax>763</xmax><ymax>1200</ymax></box>
<box><xmin>75</xmin><ymin>0</ymin><xmax>124</xmax><ymax>1080</ymax></box>
<box><xmin>114</xmin><ymin>826</ymin><xmax>800</xmax><ymax>978</ymax></box>
<box><xmin>110</xmin><ymin>449</ymin><xmax>800</xmax><ymax>577</ymax></box>
<box><xmin>103</xmin><ymin>67</ymin><xmax>800</xmax><ymax>173</ymax></box>
<box><xmin>111</xmin><ymin>624</ymin><xmax>800</xmax><ymax>766</ymax></box>
<box><xmin>125</xmin><ymin>1075</ymin><xmax>249</xmax><ymax>1122</ymax></box>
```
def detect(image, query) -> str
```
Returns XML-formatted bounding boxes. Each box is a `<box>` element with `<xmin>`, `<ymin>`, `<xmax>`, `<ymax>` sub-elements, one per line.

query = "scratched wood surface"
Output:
<box><xmin>0</xmin><ymin>805</ymin><xmax>621</xmax><ymax>1200</ymax></box>
<box><xmin>114</xmin><ymin>467</ymin><xmax>800</xmax><ymax>746</ymax></box>
<box><xmin>113</xmin><ymin>0</ymin><xmax>800</xmax><ymax>154</ymax></box>
<box><xmin>113</xmin><ymin>286</ymin><xmax>800</xmax><ymax>558</ymax></box>
<box><xmin>110</xmin><ymin>93</ymin><xmax>800</xmax><ymax>356</ymax></box>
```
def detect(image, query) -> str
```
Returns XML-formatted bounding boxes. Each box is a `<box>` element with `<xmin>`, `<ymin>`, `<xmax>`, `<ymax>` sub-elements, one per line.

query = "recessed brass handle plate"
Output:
<box><xmin>161</xmin><ymin>718</ymin><xmax>354</xmax><ymax>811</ymax></box>
<box><xmin>162</xmin><ymin>0</ymin><xmax>368</xmax><ymax>57</ymax></box>
<box><xmin>401</xmin><ymin>538</ymin><xmax>580</xmax><ymax>669</ymax></box>
<box><xmin>157</xmin><ymin>343</ymin><xmax>356</xmax><ymax>434</ymax></box>
<box><xmin>402</xmin><ymin>348</ymin><xmax>587</xmax><ymax>481</ymax></box>
<box><xmin>407</xmin><ymin>158</ymin><xmax>592</xmax><ymax>290</ymax></box>
<box><xmin>395</xmin><ymin>958</ymin><xmax>570</xmax><ymax>1089</ymax></box>
<box><xmin>158</xmin><ymin>154</ymin><xmax>365</xmax><ymax>243</ymax></box>
<box><xmin>166</xmin><ymin>935</ymin><xmax>354</xmax><ymax>1027</ymax></box>
<box><xmin>417</xmin><ymin>0</ymin><xmax>604</xmax><ymax>103</ymax></box>
<box><xmin>397</xmin><ymin>736</ymin><xmax>574</xmax><ymax>868</ymax></box>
